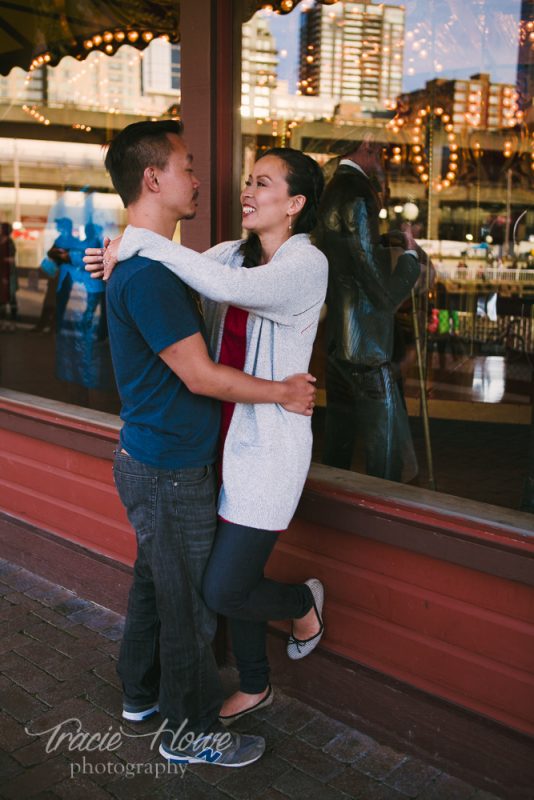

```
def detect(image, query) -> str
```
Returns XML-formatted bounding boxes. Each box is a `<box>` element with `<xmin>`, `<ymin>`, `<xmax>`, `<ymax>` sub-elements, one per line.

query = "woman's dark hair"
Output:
<box><xmin>239</xmin><ymin>147</ymin><xmax>324</xmax><ymax>268</ymax></box>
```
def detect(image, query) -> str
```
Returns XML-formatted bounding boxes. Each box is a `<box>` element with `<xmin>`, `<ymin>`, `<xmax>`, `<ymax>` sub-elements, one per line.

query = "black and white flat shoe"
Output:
<box><xmin>219</xmin><ymin>685</ymin><xmax>274</xmax><ymax>726</ymax></box>
<box><xmin>287</xmin><ymin>578</ymin><xmax>324</xmax><ymax>661</ymax></box>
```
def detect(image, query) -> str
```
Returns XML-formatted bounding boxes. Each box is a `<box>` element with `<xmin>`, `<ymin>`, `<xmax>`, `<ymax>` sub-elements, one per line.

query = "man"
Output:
<box><xmin>101</xmin><ymin>120</ymin><xmax>315</xmax><ymax>767</ymax></box>
<box><xmin>314</xmin><ymin>135</ymin><xmax>420</xmax><ymax>483</ymax></box>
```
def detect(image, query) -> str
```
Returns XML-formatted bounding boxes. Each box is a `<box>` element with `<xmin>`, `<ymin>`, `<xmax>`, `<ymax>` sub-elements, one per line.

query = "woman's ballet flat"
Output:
<box><xmin>219</xmin><ymin>685</ymin><xmax>274</xmax><ymax>726</ymax></box>
<box><xmin>287</xmin><ymin>578</ymin><xmax>324</xmax><ymax>661</ymax></box>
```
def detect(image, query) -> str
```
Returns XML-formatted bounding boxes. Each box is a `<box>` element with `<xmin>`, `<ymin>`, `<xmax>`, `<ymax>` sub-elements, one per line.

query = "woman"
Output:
<box><xmin>86</xmin><ymin>147</ymin><xmax>327</xmax><ymax>724</ymax></box>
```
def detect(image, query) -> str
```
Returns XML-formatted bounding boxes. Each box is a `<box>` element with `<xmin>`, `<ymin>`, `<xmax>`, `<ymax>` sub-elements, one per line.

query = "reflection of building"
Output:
<box><xmin>298</xmin><ymin>1</ymin><xmax>404</xmax><ymax>111</ymax></box>
<box><xmin>0</xmin><ymin>40</ymin><xmax>180</xmax><ymax>118</ymax></box>
<box><xmin>516</xmin><ymin>0</ymin><xmax>534</xmax><ymax>121</ymax></box>
<box><xmin>241</xmin><ymin>15</ymin><xmax>278</xmax><ymax>118</ymax></box>
<box><xmin>0</xmin><ymin>66</ymin><xmax>47</xmax><ymax>105</ymax></box>
<box><xmin>0</xmin><ymin>139</ymin><xmax>123</xmax><ymax>266</ymax></box>
<box><xmin>240</xmin><ymin>7</ymin><xmax>397</xmax><ymax>123</ymax></box>
<box><xmin>271</xmin><ymin>80</ymin><xmax>335</xmax><ymax>121</ymax></box>
<box><xmin>401</xmin><ymin>73</ymin><xmax>519</xmax><ymax>130</ymax></box>
<box><xmin>142</xmin><ymin>39</ymin><xmax>181</xmax><ymax>96</ymax></box>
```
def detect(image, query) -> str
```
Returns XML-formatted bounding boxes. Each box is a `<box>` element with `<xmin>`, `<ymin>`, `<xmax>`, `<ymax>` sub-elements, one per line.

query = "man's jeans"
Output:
<box><xmin>113</xmin><ymin>452</ymin><xmax>223</xmax><ymax>736</ymax></box>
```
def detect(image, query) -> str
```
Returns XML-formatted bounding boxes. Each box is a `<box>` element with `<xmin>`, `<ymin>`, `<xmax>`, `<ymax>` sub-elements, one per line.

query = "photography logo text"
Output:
<box><xmin>25</xmin><ymin>716</ymin><xmax>232</xmax><ymax>778</ymax></box>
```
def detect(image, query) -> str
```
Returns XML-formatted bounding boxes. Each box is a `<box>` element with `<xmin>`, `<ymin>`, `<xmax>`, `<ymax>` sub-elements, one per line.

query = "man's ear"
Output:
<box><xmin>143</xmin><ymin>167</ymin><xmax>160</xmax><ymax>193</ymax></box>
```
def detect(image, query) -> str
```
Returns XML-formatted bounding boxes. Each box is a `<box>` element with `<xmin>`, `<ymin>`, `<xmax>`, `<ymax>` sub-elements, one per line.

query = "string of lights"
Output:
<box><xmin>29</xmin><ymin>28</ymin><xmax>176</xmax><ymax>72</ymax></box>
<box><xmin>254</xmin><ymin>0</ymin><xmax>338</xmax><ymax>13</ymax></box>
<box><xmin>25</xmin><ymin>0</ymin><xmax>341</xmax><ymax>76</ymax></box>
<box><xmin>406</xmin><ymin>107</ymin><xmax>459</xmax><ymax>192</ymax></box>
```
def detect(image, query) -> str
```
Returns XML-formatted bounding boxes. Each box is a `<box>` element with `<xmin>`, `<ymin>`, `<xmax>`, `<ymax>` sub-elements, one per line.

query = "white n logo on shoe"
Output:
<box><xmin>196</xmin><ymin>747</ymin><xmax>222</xmax><ymax>763</ymax></box>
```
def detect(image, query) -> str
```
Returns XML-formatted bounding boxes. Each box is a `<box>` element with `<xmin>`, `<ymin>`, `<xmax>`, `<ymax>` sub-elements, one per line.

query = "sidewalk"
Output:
<box><xmin>0</xmin><ymin>558</ymin><xmax>503</xmax><ymax>800</ymax></box>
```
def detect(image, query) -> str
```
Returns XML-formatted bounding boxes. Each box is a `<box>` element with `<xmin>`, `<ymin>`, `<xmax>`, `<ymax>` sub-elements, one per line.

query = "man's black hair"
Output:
<box><xmin>104</xmin><ymin>119</ymin><xmax>184</xmax><ymax>207</ymax></box>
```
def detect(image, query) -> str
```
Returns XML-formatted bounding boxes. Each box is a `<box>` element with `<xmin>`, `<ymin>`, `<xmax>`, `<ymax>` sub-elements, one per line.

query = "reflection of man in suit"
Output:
<box><xmin>314</xmin><ymin>137</ymin><xmax>420</xmax><ymax>482</ymax></box>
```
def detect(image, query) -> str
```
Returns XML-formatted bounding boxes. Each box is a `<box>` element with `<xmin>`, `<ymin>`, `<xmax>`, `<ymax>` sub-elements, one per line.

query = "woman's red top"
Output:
<box><xmin>217</xmin><ymin>305</ymin><xmax>249</xmax><ymax>481</ymax></box>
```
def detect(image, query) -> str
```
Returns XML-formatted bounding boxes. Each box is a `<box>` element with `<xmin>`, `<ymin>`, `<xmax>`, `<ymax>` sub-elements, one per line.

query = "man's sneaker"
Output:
<box><xmin>159</xmin><ymin>730</ymin><xmax>265</xmax><ymax>767</ymax></box>
<box><xmin>122</xmin><ymin>700</ymin><xmax>159</xmax><ymax>722</ymax></box>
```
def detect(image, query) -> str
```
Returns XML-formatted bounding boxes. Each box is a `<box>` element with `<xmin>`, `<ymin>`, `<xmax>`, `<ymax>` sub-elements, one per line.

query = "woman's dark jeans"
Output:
<box><xmin>114</xmin><ymin>452</ymin><xmax>223</xmax><ymax>736</ymax></box>
<box><xmin>202</xmin><ymin>520</ymin><xmax>313</xmax><ymax>694</ymax></box>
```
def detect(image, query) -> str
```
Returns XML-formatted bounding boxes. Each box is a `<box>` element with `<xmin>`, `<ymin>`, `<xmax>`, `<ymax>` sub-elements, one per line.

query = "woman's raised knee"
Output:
<box><xmin>202</xmin><ymin>575</ymin><xmax>243</xmax><ymax>616</ymax></box>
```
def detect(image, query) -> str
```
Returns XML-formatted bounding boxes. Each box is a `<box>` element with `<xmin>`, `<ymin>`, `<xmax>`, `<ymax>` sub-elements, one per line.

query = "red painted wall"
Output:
<box><xmin>0</xmin><ymin>398</ymin><xmax>135</xmax><ymax>564</ymax></box>
<box><xmin>269</xmin><ymin>522</ymin><xmax>534</xmax><ymax>736</ymax></box>
<box><xmin>1</xmin><ymin>394</ymin><xmax>533</xmax><ymax>737</ymax></box>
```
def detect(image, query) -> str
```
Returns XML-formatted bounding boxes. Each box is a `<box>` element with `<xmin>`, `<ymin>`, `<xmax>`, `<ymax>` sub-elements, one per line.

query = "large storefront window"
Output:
<box><xmin>0</xmin><ymin>38</ymin><xmax>180</xmax><ymax>412</ymax></box>
<box><xmin>241</xmin><ymin>0</ymin><xmax>533</xmax><ymax>512</ymax></box>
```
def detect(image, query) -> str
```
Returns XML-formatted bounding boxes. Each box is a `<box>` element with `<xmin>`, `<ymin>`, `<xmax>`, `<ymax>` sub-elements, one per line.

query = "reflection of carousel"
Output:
<box><xmin>393</xmin><ymin>270</ymin><xmax>534</xmax><ymax>425</ymax></box>
<box><xmin>381</xmin><ymin>101</ymin><xmax>534</xmax><ymax>433</ymax></box>
<box><xmin>399</xmin><ymin>274</ymin><xmax>534</xmax><ymax>426</ymax></box>
<box><xmin>432</xmin><ymin>268</ymin><xmax>534</xmax><ymax>359</ymax></box>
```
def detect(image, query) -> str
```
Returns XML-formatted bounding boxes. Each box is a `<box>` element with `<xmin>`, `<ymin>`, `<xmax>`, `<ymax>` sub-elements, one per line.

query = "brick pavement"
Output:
<box><xmin>0</xmin><ymin>559</ymin><xmax>504</xmax><ymax>800</ymax></box>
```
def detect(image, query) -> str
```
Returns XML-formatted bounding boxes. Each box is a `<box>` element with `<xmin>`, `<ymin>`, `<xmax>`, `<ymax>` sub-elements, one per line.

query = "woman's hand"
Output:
<box><xmin>83</xmin><ymin>235</ymin><xmax>121</xmax><ymax>280</ymax></box>
<box><xmin>84</xmin><ymin>236</ymin><xmax>109</xmax><ymax>279</ymax></box>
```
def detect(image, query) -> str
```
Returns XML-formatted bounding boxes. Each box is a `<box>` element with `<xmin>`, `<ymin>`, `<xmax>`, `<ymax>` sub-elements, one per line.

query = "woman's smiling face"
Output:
<box><xmin>241</xmin><ymin>155</ymin><xmax>302</xmax><ymax>237</ymax></box>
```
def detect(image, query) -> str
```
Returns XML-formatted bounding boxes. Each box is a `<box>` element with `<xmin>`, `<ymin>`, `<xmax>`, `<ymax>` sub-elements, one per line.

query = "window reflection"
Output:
<box><xmin>0</xmin><ymin>2</ymin><xmax>531</xmax><ymax>511</ymax></box>
<box><xmin>472</xmin><ymin>356</ymin><xmax>506</xmax><ymax>403</ymax></box>
<box><xmin>0</xmin><ymin>37</ymin><xmax>182</xmax><ymax>413</ymax></box>
<box><xmin>241</xmin><ymin>0</ymin><xmax>533</xmax><ymax>510</ymax></box>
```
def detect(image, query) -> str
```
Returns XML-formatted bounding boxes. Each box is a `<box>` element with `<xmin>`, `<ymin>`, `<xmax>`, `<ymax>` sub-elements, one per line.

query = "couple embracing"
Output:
<box><xmin>84</xmin><ymin>119</ymin><xmax>327</xmax><ymax>767</ymax></box>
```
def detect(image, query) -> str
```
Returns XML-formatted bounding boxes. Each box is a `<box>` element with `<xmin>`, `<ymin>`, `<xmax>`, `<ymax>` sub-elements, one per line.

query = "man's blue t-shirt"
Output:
<box><xmin>106</xmin><ymin>255</ymin><xmax>219</xmax><ymax>469</ymax></box>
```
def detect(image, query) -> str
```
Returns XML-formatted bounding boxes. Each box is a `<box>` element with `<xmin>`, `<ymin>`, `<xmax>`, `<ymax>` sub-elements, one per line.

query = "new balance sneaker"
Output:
<box><xmin>159</xmin><ymin>729</ymin><xmax>265</xmax><ymax>767</ymax></box>
<box><xmin>122</xmin><ymin>700</ymin><xmax>159</xmax><ymax>722</ymax></box>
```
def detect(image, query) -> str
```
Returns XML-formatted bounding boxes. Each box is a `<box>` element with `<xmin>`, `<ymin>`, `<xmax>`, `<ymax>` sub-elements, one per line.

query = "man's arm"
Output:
<box><xmin>325</xmin><ymin>202</ymin><xmax>419</xmax><ymax>311</ymax></box>
<box><xmin>342</xmin><ymin>199</ymin><xmax>421</xmax><ymax>311</ymax></box>
<box><xmin>159</xmin><ymin>332</ymin><xmax>316</xmax><ymax>415</ymax></box>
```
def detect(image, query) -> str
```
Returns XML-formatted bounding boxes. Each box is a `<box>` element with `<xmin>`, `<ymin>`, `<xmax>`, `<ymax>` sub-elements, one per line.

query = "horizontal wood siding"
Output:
<box><xmin>268</xmin><ymin>521</ymin><xmax>534</xmax><ymax>736</ymax></box>
<box><xmin>0</xmin><ymin>426</ymin><xmax>134</xmax><ymax>564</ymax></box>
<box><xmin>0</xmin><ymin>391</ymin><xmax>533</xmax><ymax>737</ymax></box>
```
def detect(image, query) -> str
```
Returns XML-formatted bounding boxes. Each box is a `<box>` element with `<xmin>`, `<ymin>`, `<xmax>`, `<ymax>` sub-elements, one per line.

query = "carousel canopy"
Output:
<box><xmin>0</xmin><ymin>0</ymin><xmax>180</xmax><ymax>76</ymax></box>
<box><xmin>0</xmin><ymin>1</ymin><xmax>338</xmax><ymax>77</ymax></box>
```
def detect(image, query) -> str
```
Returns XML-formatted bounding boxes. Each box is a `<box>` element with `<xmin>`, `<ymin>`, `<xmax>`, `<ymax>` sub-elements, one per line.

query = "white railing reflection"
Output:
<box><xmin>436</xmin><ymin>268</ymin><xmax>534</xmax><ymax>283</ymax></box>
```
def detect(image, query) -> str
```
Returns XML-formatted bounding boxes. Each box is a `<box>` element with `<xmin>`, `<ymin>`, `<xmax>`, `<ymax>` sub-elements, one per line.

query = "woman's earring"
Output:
<box><xmin>288</xmin><ymin>215</ymin><xmax>293</xmax><ymax>231</ymax></box>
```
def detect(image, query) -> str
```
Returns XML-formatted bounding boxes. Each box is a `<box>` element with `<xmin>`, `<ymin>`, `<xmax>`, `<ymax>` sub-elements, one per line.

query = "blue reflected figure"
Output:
<box><xmin>80</xmin><ymin>221</ymin><xmax>107</xmax><ymax>341</ymax></box>
<box><xmin>35</xmin><ymin>217</ymin><xmax>78</xmax><ymax>334</ymax></box>
<box><xmin>55</xmin><ymin>216</ymin><xmax>113</xmax><ymax>392</ymax></box>
<box><xmin>53</xmin><ymin>217</ymin><xmax>81</xmax><ymax>329</ymax></box>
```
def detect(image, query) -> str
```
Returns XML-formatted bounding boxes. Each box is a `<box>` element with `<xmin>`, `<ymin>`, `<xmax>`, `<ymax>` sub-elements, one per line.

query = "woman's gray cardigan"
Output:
<box><xmin>119</xmin><ymin>227</ymin><xmax>328</xmax><ymax>530</ymax></box>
